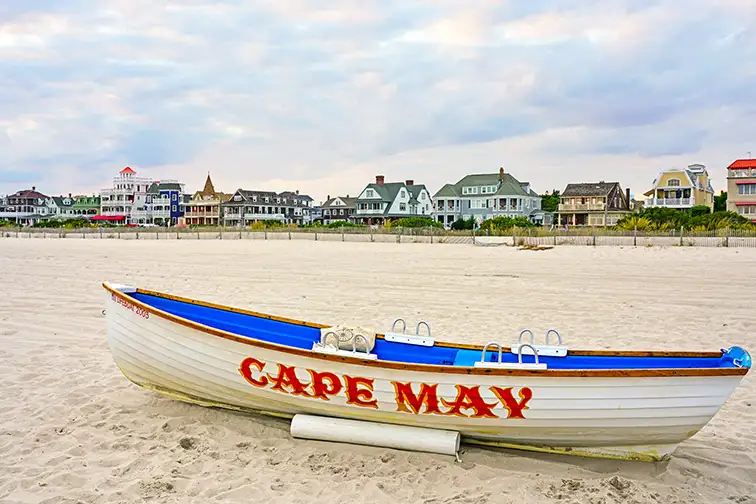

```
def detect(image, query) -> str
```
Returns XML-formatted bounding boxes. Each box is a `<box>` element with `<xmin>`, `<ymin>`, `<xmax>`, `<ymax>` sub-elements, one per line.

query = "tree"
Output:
<box><xmin>541</xmin><ymin>190</ymin><xmax>560</xmax><ymax>213</ymax></box>
<box><xmin>714</xmin><ymin>191</ymin><xmax>727</xmax><ymax>212</ymax></box>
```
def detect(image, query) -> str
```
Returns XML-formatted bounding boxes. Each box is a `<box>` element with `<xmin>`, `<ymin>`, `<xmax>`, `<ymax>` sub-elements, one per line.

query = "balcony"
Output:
<box><xmin>355</xmin><ymin>207</ymin><xmax>386</xmax><ymax>215</ymax></box>
<box><xmin>557</xmin><ymin>203</ymin><xmax>606</xmax><ymax>212</ymax></box>
<box><xmin>645</xmin><ymin>198</ymin><xmax>694</xmax><ymax>208</ymax></box>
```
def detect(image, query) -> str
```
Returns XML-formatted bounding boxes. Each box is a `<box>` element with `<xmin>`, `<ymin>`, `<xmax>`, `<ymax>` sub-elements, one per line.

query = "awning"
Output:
<box><xmin>734</xmin><ymin>202</ymin><xmax>756</xmax><ymax>206</ymax></box>
<box><xmin>92</xmin><ymin>215</ymin><xmax>126</xmax><ymax>221</ymax></box>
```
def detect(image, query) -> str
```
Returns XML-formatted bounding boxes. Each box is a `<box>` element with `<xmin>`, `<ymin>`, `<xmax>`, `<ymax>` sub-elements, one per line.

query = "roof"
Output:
<box><xmin>52</xmin><ymin>196</ymin><xmax>75</xmax><ymax>207</ymax></box>
<box><xmin>148</xmin><ymin>182</ymin><xmax>183</xmax><ymax>194</ymax></box>
<box><xmin>728</xmin><ymin>159</ymin><xmax>756</xmax><ymax>169</ymax></box>
<box><xmin>120</xmin><ymin>166</ymin><xmax>136</xmax><ymax>174</ymax></box>
<box><xmin>406</xmin><ymin>184</ymin><xmax>428</xmax><ymax>205</ymax></box>
<box><xmin>562</xmin><ymin>182</ymin><xmax>620</xmax><ymax>197</ymax></box>
<box><xmin>9</xmin><ymin>189</ymin><xmax>49</xmax><ymax>200</ymax></box>
<box><xmin>431</xmin><ymin>172</ymin><xmax>531</xmax><ymax>199</ymax></box>
<box><xmin>200</xmin><ymin>174</ymin><xmax>216</xmax><ymax>196</ymax></box>
<box><xmin>322</xmin><ymin>196</ymin><xmax>357</xmax><ymax>209</ymax></box>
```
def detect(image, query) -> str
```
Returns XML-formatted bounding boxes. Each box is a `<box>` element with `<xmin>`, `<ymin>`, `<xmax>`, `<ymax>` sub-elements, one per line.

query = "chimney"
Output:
<box><xmin>295</xmin><ymin>189</ymin><xmax>299</xmax><ymax>195</ymax></box>
<box><xmin>327</xmin><ymin>194</ymin><xmax>330</xmax><ymax>200</ymax></box>
<box><xmin>375</xmin><ymin>175</ymin><xmax>385</xmax><ymax>185</ymax></box>
<box><xmin>32</xmin><ymin>186</ymin><xmax>36</xmax><ymax>191</ymax></box>
<box><xmin>405</xmin><ymin>179</ymin><xmax>414</xmax><ymax>186</ymax></box>
<box><xmin>68</xmin><ymin>193</ymin><xmax>72</xmax><ymax>198</ymax></box>
<box><xmin>346</xmin><ymin>194</ymin><xmax>349</xmax><ymax>198</ymax></box>
<box><xmin>499</xmin><ymin>167</ymin><xmax>505</xmax><ymax>181</ymax></box>
<box><xmin>626</xmin><ymin>187</ymin><xmax>631</xmax><ymax>207</ymax></box>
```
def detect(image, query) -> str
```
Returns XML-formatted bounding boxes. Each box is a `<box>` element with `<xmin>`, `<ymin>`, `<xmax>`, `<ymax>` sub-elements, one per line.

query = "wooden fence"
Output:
<box><xmin>3</xmin><ymin>226</ymin><xmax>756</xmax><ymax>248</ymax></box>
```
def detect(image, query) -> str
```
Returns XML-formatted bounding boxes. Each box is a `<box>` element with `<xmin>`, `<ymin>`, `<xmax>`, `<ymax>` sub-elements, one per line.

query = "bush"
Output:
<box><xmin>451</xmin><ymin>217</ymin><xmax>475</xmax><ymax>230</ymax></box>
<box><xmin>479</xmin><ymin>216</ymin><xmax>536</xmax><ymax>231</ymax></box>
<box><xmin>614</xmin><ymin>207</ymin><xmax>754</xmax><ymax>231</ymax></box>
<box><xmin>392</xmin><ymin>217</ymin><xmax>442</xmax><ymax>228</ymax></box>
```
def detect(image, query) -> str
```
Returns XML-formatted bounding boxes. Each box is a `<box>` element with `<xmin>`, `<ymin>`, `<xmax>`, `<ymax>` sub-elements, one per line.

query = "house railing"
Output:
<box><xmin>557</xmin><ymin>203</ymin><xmax>606</xmax><ymax>211</ymax></box>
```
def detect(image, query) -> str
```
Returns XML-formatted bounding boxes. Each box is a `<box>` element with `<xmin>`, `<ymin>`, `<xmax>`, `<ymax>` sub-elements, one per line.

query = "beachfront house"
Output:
<box><xmin>556</xmin><ymin>182</ymin><xmax>632</xmax><ymax>227</ymax></box>
<box><xmin>0</xmin><ymin>187</ymin><xmax>53</xmax><ymax>225</ymax></box>
<box><xmin>221</xmin><ymin>189</ymin><xmax>314</xmax><ymax>226</ymax></box>
<box><xmin>352</xmin><ymin>175</ymin><xmax>432</xmax><ymax>225</ymax></box>
<box><xmin>72</xmin><ymin>195</ymin><xmax>100</xmax><ymax>218</ymax></box>
<box><xmin>726</xmin><ymin>158</ymin><xmax>756</xmax><ymax>221</ymax></box>
<box><xmin>317</xmin><ymin>195</ymin><xmax>357</xmax><ymax>225</ymax></box>
<box><xmin>181</xmin><ymin>173</ymin><xmax>230</xmax><ymax>226</ymax></box>
<box><xmin>48</xmin><ymin>195</ymin><xmax>77</xmax><ymax>219</ymax></box>
<box><xmin>432</xmin><ymin>168</ymin><xmax>544</xmax><ymax>228</ymax></box>
<box><xmin>146</xmin><ymin>181</ymin><xmax>186</xmax><ymax>226</ymax></box>
<box><xmin>643</xmin><ymin>164</ymin><xmax>714</xmax><ymax>210</ymax></box>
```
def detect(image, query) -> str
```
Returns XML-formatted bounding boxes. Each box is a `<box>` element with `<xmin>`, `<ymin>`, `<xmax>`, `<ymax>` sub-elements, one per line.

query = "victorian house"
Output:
<box><xmin>556</xmin><ymin>182</ymin><xmax>632</xmax><ymax>227</ymax></box>
<box><xmin>317</xmin><ymin>195</ymin><xmax>357</xmax><ymax>225</ymax></box>
<box><xmin>352</xmin><ymin>175</ymin><xmax>432</xmax><ymax>225</ymax></box>
<box><xmin>0</xmin><ymin>187</ymin><xmax>52</xmax><ymax>225</ymax></box>
<box><xmin>643</xmin><ymin>164</ymin><xmax>714</xmax><ymax>210</ymax></box>
<box><xmin>432</xmin><ymin>168</ymin><xmax>544</xmax><ymax>228</ymax></box>
<box><xmin>181</xmin><ymin>173</ymin><xmax>230</xmax><ymax>226</ymax></box>
<box><xmin>99</xmin><ymin>166</ymin><xmax>185</xmax><ymax>225</ymax></box>
<box><xmin>220</xmin><ymin>189</ymin><xmax>314</xmax><ymax>226</ymax></box>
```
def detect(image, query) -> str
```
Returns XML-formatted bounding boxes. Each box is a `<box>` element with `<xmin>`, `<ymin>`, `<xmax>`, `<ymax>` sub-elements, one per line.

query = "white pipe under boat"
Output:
<box><xmin>290</xmin><ymin>414</ymin><xmax>461</xmax><ymax>458</ymax></box>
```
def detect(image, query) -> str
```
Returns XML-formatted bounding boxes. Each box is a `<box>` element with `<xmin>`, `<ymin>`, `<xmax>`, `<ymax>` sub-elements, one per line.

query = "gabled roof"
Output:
<box><xmin>52</xmin><ymin>196</ymin><xmax>75</xmax><ymax>207</ymax></box>
<box><xmin>562</xmin><ymin>182</ymin><xmax>620</xmax><ymax>197</ymax></box>
<box><xmin>148</xmin><ymin>181</ymin><xmax>183</xmax><ymax>194</ymax></box>
<box><xmin>200</xmin><ymin>174</ymin><xmax>216</xmax><ymax>196</ymax></box>
<box><xmin>322</xmin><ymin>196</ymin><xmax>357</xmax><ymax>209</ymax></box>
<box><xmin>406</xmin><ymin>184</ymin><xmax>428</xmax><ymax>205</ymax></box>
<box><xmin>728</xmin><ymin>159</ymin><xmax>756</xmax><ymax>169</ymax></box>
<box><xmin>120</xmin><ymin>166</ymin><xmax>136</xmax><ymax>174</ymax></box>
<box><xmin>431</xmin><ymin>172</ymin><xmax>531</xmax><ymax>198</ymax></box>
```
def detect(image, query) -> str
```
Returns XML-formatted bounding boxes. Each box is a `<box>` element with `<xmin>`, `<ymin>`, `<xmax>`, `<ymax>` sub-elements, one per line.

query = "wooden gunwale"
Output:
<box><xmin>103</xmin><ymin>283</ymin><xmax>749</xmax><ymax>378</ymax></box>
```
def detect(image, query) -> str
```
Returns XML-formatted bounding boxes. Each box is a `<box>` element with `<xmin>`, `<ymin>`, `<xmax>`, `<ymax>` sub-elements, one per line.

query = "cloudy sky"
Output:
<box><xmin>1</xmin><ymin>0</ymin><xmax>755</xmax><ymax>202</ymax></box>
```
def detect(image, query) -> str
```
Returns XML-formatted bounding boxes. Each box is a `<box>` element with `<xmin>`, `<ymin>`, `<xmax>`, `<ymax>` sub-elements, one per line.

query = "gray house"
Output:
<box><xmin>432</xmin><ymin>168</ymin><xmax>545</xmax><ymax>228</ymax></box>
<box><xmin>221</xmin><ymin>189</ymin><xmax>314</xmax><ymax>226</ymax></box>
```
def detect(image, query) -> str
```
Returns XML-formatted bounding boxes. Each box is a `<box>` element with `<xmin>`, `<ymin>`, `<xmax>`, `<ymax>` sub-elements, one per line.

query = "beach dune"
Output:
<box><xmin>0</xmin><ymin>239</ymin><xmax>754</xmax><ymax>504</ymax></box>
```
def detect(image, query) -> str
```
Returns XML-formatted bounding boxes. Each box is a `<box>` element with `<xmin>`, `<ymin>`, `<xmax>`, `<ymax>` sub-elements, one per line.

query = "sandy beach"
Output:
<box><xmin>0</xmin><ymin>239</ymin><xmax>754</xmax><ymax>504</ymax></box>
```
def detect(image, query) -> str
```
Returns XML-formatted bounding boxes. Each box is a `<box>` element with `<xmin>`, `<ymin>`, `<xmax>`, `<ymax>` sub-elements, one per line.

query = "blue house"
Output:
<box><xmin>147</xmin><ymin>181</ymin><xmax>186</xmax><ymax>225</ymax></box>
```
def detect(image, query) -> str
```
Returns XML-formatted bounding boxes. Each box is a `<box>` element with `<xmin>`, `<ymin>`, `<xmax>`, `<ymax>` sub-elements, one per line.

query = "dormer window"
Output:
<box><xmin>366</xmin><ymin>189</ymin><xmax>374</xmax><ymax>197</ymax></box>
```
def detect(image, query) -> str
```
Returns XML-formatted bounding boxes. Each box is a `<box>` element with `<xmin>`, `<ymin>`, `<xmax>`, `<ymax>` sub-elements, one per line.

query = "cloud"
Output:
<box><xmin>1</xmin><ymin>0</ymin><xmax>755</xmax><ymax>202</ymax></box>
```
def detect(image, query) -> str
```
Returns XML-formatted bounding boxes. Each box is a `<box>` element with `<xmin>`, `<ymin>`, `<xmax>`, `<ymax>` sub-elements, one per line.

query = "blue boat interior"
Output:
<box><xmin>130</xmin><ymin>292</ymin><xmax>751</xmax><ymax>370</ymax></box>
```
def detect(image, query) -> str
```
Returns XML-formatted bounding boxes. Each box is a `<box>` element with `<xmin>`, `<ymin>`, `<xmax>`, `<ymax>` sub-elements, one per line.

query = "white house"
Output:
<box><xmin>352</xmin><ymin>175</ymin><xmax>433</xmax><ymax>225</ymax></box>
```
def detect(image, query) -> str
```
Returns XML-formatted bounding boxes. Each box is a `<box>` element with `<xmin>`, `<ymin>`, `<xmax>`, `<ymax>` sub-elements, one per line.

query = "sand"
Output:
<box><xmin>0</xmin><ymin>239</ymin><xmax>754</xmax><ymax>504</ymax></box>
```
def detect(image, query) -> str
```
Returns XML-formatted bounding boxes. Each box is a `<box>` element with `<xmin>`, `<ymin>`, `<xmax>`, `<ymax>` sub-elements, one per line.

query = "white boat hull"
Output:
<box><xmin>104</xmin><ymin>287</ymin><xmax>747</xmax><ymax>462</ymax></box>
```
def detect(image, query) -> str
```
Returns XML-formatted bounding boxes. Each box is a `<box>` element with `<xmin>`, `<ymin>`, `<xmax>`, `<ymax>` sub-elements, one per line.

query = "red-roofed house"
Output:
<box><xmin>0</xmin><ymin>187</ymin><xmax>53</xmax><ymax>225</ymax></box>
<box><xmin>726</xmin><ymin>159</ymin><xmax>756</xmax><ymax>221</ymax></box>
<box><xmin>100</xmin><ymin>166</ymin><xmax>186</xmax><ymax>225</ymax></box>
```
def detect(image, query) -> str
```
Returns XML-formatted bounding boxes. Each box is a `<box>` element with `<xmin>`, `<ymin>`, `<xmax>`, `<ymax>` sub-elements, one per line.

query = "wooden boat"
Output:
<box><xmin>102</xmin><ymin>282</ymin><xmax>752</xmax><ymax>462</ymax></box>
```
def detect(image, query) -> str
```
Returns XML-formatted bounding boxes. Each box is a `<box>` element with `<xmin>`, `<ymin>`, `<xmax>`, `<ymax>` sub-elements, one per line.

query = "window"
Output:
<box><xmin>421</xmin><ymin>193</ymin><xmax>425</xmax><ymax>200</ymax></box>
<box><xmin>172</xmin><ymin>205</ymin><xmax>177</xmax><ymax>212</ymax></box>
<box><xmin>400</xmin><ymin>190</ymin><xmax>406</xmax><ymax>198</ymax></box>
<box><xmin>172</xmin><ymin>193</ymin><xmax>177</xmax><ymax>200</ymax></box>
<box><xmin>667</xmin><ymin>178</ymin><xmax>681</xmax><ymax>187</ymax></box>
<box><xmin>399</xmin><ymin>203</ymin><xmax>407</xmax><ymax>211</ymax></box>
<box><xmin>739</xmin><ymin>184</ymin><xmax>756</xmax><ymax>195</ymax></box>
<box><xmin>366</xmin><ymin>189</ymin><xmax>374</xmax><ymax>197</ymax></box>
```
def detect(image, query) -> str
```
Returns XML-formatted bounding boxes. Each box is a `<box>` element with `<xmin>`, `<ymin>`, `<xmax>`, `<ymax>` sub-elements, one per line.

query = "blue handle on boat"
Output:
<box><xmin>722</xmin><ymin>346</ymin><xmax>752</xmax><ymax>369</ymax></box>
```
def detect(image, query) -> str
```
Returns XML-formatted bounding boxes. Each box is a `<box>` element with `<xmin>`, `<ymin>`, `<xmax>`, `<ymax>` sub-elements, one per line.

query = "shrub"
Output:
<box><xmin>393</xmin><ymin>217</ymin><xmax>443</xmax><ymax>228</ymax></box>
<box><xmin>479</xmin><ymin>216</ymin><xmax>536</xmax><ymax>231</ymax></box>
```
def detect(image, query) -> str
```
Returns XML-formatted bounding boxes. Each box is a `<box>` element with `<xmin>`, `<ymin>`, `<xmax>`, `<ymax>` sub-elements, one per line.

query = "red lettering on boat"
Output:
<box><xmin>490</xmin><ymin>386</ymin><xmax>533</xmax><ymax>419</ymax></box>
<box><xmin>238</xmin><ymin>357</ymin><xmax>269</xmax><ymax>388</ymax></box>
<box><xmin>112</xmin><ymin>294</ymin><xmax>148</xmax><ymax>319</ymax></box>
<box><xmin>308</xmin><ymin>369</ymin><xmax>343</xmax><ymax>401</ymax></box>
<box><xmin>343</xmin><ymin>375</ymin><xmax>379</xmax><ymax>409</ymax></box>
<box><xmin>441</xmin><ymin>385</ymin><xmax>499</xmax><ymax>419</ymax></box>
<box><xmin>267</xmin><ymin>364</ymin><xmax>312</xmax><ymax>397</ymax></box>
<box><xmin>392</xmin><ymin>382</ymin><xmax>442</xmax><ymax>415</ymax></box>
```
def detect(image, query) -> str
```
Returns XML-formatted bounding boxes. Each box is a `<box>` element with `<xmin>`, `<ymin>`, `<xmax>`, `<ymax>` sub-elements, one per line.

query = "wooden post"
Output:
<box><xmin>725</xmin><ymin>227</ymin><xmax>730</xmax><ymax>248</ymax></box>
<box><xmin>136</xmin><ymin>232</ymin><xmax>139</xmax><ymax>239</ymax></box>
<box><xmin>314</xmin><ymin>230</ymin><xmax>318</xmax><ymax>241</ymax></box>
<box><xmin>342</xmin><ymin>226</ymin><xmax>345</xmax><ymax>242</ymax></box>
<box><xmin>633</xmin><ymin>225</ymin><xmax>637</xmax><ymax>247</ymax></box>
<box><xmin>264</xmin><ymin>228</ymin><xmax>267</xmax><ymax>240</ymax></box>
<box><xmin>593</xmin><ymin>229</ymin><xmax>597</xmax><ymax>247</ymax></box>
<box><xmin>680</xmin><ymin>226</ymin><xmax>684</xmax><ymax>246</ymax></box>
<box><xmin>512</xmin><ymin>225</ymin><xmax>517</xmax><ymax>246</ymax></box>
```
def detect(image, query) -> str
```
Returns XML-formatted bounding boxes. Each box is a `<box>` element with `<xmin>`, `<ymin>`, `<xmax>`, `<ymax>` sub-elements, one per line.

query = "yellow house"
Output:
<box><xmin>643</xmin><ymin>164</ymin><xmax>714</xmax><ymax>210</ymax></box>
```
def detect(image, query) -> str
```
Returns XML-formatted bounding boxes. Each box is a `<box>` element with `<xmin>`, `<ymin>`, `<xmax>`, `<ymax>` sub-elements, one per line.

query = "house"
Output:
<box><xmin>317</xmin><ymin>195</ymin><xmax>357</xmax><ymax>225</ymax></box>
<box><xmin>181</xmin><ymin>173</ymin><xmax>230</xmax><ymax>226</ymax></box>
<box><xmin>352</xmin><ymin>175</ymin><xmax>432</xmax><ymax>225</ymax></box>
<box><xmin>0</xmin><ymin>187</ymin><xmax>53</xmax><ymax>225</ymax></box>
<box><xmin>99</xmin><ymin>166</ymin><xmax>185</xmax><ymax>225</ymax></box>
<box><xmin>49</xmin><ymin>195</ymin><xmax>77</xmax><ymax>219</ymax></box>
<box><xmin>556</xmin><ymin>182</ymin><xmax>632</xmax><ymax>227</ymax></box>
<box><xmin>432</xmin><ymin>168</ymin><xmax>544</xmax><ymax>228</ymax></box>
<box><xmin>726</xmin><ymin>158</ymin><xmax>756</xmax><ymax>221</ymax></box>
<box><xmin>643</xmin><ymin>164</ymin><xmax>714</xmax><ymax>210</ymax></box>
<box><xmin>220</xmin><ymin>189</ymin><xmax>314</xmax><ymax>226</ymax></box>
<box><xmin>147</xmin><ymin>180</ymin><xmax>186</xmax><ymax>225</ymax></box>
<box><xmin>72</xmin><ymin>195</ymin><xmax>101</xmax><ymax>218</ymax></box>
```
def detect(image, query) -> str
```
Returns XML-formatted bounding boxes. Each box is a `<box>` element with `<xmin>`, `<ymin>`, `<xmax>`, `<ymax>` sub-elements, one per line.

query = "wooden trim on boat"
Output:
<box><xmin>104</xmin><ymin>283</ymin><xmax>749</xmax><ymax>378</ymax></box>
